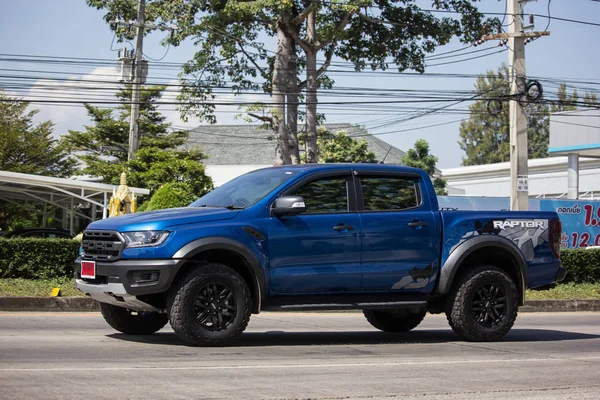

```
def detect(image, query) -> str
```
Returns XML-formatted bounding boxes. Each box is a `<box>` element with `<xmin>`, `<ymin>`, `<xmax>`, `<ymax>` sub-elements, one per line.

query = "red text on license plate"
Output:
<box><xmin>81</xmin><ymin>260</ymin><xmax>96</xmax><ymax>279</ymax></box>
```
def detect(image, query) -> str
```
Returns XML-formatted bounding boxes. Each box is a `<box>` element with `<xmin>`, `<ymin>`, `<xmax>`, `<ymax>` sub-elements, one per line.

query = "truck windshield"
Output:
<box><xmin>189</xmin><ymin>168</ymin><xmax>297</xmax><ymax>209</ymax></box>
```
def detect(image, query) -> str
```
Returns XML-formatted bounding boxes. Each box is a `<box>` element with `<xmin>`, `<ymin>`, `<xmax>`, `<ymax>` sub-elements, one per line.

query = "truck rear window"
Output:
<box><xmin>360</xmin><ymin>177</ymin><xmax>420</xmax><ymax>211</ymax></box>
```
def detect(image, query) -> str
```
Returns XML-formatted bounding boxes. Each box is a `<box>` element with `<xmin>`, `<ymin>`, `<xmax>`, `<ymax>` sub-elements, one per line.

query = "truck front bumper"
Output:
<box><xmin>74</xmin><ymin>258</ymin><xmax>185</xmax><ymax>312</ymax></box>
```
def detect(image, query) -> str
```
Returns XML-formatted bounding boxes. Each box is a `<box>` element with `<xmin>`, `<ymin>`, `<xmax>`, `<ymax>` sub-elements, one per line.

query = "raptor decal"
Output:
<box><xmin>448</xmin><ymin>218</ymin><xmax>549</xmax><ymax>262</ymax></box>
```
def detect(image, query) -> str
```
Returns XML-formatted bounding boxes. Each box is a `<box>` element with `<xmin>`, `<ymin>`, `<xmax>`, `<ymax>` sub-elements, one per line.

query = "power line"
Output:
<box><xmin>425</xmin><ymin>48</ymin><xmax>507</xmax><ymax>68</ymax></box>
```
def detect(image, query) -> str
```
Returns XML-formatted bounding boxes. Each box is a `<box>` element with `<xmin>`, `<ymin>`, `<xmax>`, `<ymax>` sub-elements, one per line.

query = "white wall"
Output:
<box><xmin>442</xmin><ymin>157</ymin><xmax>600</xmax><ymax>199</ymax></box>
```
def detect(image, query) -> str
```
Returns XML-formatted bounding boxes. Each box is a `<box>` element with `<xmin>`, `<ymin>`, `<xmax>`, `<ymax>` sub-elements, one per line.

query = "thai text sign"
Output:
<box><xmin>540</xmin><ymin>200</ymin><xmax>600</xmax><ymax>248</ymax></box>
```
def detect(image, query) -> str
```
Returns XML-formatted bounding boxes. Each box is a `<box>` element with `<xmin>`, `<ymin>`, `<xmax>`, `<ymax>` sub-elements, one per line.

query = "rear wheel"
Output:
<box><xmin>167</xmin><ymin>263</ymin><xmax>252</xmax><ymax>346</ymax></box>
<box><xmin>446</xmin><ymin>265</ymin><xmax>519</xmax><ymax>342</ymax></box>
<box><xmin>99</xmin><ymin>303</ymin><xmax>168</xmax><ymax>335</ymax></box>
<box><xmin>363</xmin><ymin>309</ymin><xmax>426</xmax><ymax>332</ymax></box>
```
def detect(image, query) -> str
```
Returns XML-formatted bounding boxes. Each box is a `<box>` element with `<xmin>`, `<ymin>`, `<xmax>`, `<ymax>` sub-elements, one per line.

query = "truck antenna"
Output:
<box><xmin>380</xmin><ymin>145</ymin><xmax>392</xmax><ymax>164</ymax></box>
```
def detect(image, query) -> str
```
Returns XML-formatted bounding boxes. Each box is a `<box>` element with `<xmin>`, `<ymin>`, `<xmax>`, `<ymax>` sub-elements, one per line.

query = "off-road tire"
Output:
<box><xmin>99</xmin><ymin>303</ymin><xmax>168</xmax><ymax>335</ymax></box>
<box><xmin>446</xmin><ymin>265</ymin><xmax>519</xmax><ymax>342</ymax></box>
<box><xmin>363</xmin><ymin>309</ymin><xmax>426</xmax><ymax>332</ymax></box>
<box><xmin>167</xmin><ymin>263</ymin><xmax>252</xmax><ymax>346</ymax></box>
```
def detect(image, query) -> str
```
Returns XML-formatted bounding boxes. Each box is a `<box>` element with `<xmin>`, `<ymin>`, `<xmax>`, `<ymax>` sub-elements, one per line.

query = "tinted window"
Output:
<box><xmin>361</xmin><ymin>177</ymin><xmax>419</xmax><ymax>211</ymax></box>
<box><xmin>190</xmin><ymin>168</ymin><xmax>298</xmax><ymax>209</ymax></box>
<box><xmin>291</xmin><ymin>177</ymin><xmax>348</xmax><ymax>213</ymax></box>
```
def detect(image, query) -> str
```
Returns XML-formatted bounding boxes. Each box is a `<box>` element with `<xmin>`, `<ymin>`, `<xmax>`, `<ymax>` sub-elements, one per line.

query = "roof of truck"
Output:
<box><xmin>268</xmin><ymin>163</ymin><xmax>425</xmax><ymax>174</ymax></box>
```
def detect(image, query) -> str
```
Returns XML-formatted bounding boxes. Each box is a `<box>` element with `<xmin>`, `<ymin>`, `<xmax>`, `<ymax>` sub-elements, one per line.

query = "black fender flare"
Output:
<box><xmin>172</xmin><ymin>237</ymin><xmax>266</xmax><ymax>311</ymax></box>
<box><xmin>436</xmin><ymin>235</ymin><xmax>527</xmax><ymax>305</ymax></box>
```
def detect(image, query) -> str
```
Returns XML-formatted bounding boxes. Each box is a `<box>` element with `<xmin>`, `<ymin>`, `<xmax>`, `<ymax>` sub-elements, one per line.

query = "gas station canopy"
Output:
<box><xmin>549</xmin><ymin>109</ymin><xmax>600</xmax><ymax>157</ymax></box>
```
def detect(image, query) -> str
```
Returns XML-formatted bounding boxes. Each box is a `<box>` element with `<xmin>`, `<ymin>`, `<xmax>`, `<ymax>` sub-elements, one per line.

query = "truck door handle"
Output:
<box><xmin>333</xmin><ymin>224</ymin><xmax>354</xmax><ymax>231</ymax></box>
<box><xmin>408</xmin><ymin>221</ymin><xmax>429</xmax><ymax>227</ymax></box>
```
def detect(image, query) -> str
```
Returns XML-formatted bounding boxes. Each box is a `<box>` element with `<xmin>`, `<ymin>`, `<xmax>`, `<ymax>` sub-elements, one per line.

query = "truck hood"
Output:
<box><xmin>86</xmin><ymin>207</ymin><xmax>239</xmax><ymax>232</ymax></box>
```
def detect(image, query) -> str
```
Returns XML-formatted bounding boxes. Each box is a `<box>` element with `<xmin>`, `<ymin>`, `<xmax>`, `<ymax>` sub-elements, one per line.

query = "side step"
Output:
<box><xmin>262</xmin><ymin>301</ymin><xmax>428</xmax><ymax>312</ymax></box>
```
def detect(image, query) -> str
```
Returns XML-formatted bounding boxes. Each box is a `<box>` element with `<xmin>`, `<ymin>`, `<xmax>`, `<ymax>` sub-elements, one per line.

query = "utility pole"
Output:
<box><xmin>128</xmin><ymin>0</ymin><xmax>145</xmax><ymax>161</ymax></box>
<box><xmin>112</xmin><ymin>0</ymin><xmax>176</xmax><ymax>161</ymax></box>
<box><xmin>480</xmin><ymin>0</ymin><xmax>549</xmax><ymax>211</ymax></box>
<box><xmin>507</xmin><ymin>0</ymin><xmax>528</xmax><ymax>211</ymax></box>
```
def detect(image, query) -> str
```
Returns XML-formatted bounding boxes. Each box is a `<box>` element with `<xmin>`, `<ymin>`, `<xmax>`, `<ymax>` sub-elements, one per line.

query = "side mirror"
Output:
<box><xmin>271</xmin><ymin>196</ymin><xmax>306</xmax><ymax>217</ymax></box>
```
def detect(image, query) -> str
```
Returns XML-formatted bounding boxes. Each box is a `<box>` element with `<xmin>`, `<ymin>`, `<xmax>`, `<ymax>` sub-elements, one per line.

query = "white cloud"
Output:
<box><xmin>7</xmin><ymin>69</ymin><xmax>270</xmax><ymax>139</ymax></box>
<box><xmin>5</xmin><ymin>66</ymin><xmax>121</xmax><ymax>138</ymax></box>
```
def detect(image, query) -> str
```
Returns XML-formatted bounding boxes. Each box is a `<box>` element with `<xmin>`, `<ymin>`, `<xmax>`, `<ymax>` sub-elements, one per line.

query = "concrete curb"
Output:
<box><xmin>1</xmin><ymin>297</ymin><xmax>600</xmax><ymax>312</ymax></box>
<box><xmin>0</xmin><ymin>297</ymin><xmax>99</xmax><ymax>312</ymax></box>
<box><xmin>520</xmin><ymin>299</ymin><xmax>600</xmax><ymax>312</ymax></box>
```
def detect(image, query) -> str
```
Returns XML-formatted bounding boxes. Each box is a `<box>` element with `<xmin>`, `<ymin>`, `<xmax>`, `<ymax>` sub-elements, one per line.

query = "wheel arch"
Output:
<box><xmin>437</xmin><ymin>235</ymin><xmax>527</xmax><ymax>305</ymax></box>
<box><xmin>172</xmin><ymin>237</ymin><xmax>265</xmax><ymax>313</ymax></box>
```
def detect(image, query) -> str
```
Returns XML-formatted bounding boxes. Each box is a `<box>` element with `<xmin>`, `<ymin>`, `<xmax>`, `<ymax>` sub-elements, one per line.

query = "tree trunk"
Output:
<box><xmin>286</xmin><ymin>31</ymin><xmax>300</xmax><ymax>164</ymax></box>
<box><xmin>273</xmin><ymin>22</ymin><xmax>292</xmax><ymax>165</ymax></box>
<box><xmin>305</xmin><ymin>10</ymin><xmax>318</xmax><ymax>163</ymax></box>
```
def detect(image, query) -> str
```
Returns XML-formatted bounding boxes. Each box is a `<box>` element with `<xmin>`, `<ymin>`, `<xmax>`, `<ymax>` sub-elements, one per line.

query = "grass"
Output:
<box><xmin>0</xmin><ymin>278</ymin><xmax>84</xmax><ymax>297</ymax></box>
<box><xmin>526</xmin><ymin>282</ymin><xmax>600</xmax><ymax>300</ymax></box>
<box><xmin>0</xmin><ymin>279</ymin><xmax>599</xmax><ymax>300</ymax></box>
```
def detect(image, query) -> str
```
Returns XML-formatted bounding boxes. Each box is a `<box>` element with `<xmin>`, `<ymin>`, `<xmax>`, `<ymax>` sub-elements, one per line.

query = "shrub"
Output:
<box><xmin>0</xmin><ymin>238</ymin><xmax>80</xmax><ymax>279</ymax></box>
<box><xmin>144</xmin><ymin>182</ymin><xmax>200</xmax><ymax>211</ymax></box>
<box><xmin>0</xmin><ymin>237</ymin><xmax>598</xmax><ymax>284</ymax></box>
<box><xmin>560</xmin><ymin>248</ymin><xmax>600</xmax><ymax>284</ymax></box>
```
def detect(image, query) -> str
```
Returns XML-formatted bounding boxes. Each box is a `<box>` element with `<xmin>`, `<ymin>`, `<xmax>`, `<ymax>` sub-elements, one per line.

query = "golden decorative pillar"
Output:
<box><xmin>108</xmin><ymin>172</ymin><xmax>137</xmax><ymax>217</ymax></box>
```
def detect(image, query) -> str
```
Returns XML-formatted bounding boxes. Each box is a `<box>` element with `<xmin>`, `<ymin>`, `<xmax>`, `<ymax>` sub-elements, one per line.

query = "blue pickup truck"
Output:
<box><xmin>75</xmin><ymin>164</ymin><xmax>566</xmax><ymax>345</ymax></box>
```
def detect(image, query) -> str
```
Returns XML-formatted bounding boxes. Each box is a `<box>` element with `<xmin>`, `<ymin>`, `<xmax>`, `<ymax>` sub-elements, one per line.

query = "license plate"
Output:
<box><xmin>81</xmin><ymin>260</ymin><xmax>96</xmax><ymax>279</ymax></box>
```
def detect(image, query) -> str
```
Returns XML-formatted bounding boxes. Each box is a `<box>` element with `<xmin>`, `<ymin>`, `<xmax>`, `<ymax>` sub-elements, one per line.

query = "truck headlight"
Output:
<box><xmin>122</xmin><ymin>231</ymin><xmax>170</xmax><ymax>248</ymax></box>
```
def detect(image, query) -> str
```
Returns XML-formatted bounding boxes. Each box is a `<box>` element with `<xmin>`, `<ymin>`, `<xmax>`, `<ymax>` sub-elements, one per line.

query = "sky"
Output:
<box><xmin>1</xmin><ymin>0</ymin><xmax>599</xmax><ymax>169</ymax></box>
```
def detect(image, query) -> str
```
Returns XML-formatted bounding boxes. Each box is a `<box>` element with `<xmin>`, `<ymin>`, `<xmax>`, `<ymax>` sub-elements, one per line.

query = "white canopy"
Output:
<box><xmin>0</xmin><ymin>170</ymin><xmax>149</xmax><ymax>233</ymax></box>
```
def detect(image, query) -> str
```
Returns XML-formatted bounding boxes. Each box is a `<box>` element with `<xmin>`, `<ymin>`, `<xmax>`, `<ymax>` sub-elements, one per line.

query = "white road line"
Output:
<box><xmin>2</xmin><ymin>356</ymin><xmax>600</xmax><ymax>372</ymax></box>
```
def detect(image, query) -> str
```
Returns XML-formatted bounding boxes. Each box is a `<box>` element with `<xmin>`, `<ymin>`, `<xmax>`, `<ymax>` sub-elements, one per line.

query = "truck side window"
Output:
<box><xmin>291</xmin><ymin>177</ymin><xmax>348</xmax><ymax>213</ymax></box>
<box><xmin>361</xmin><ymin>177</ymin><xmax>420</xmax><ymax>211</ymax></box>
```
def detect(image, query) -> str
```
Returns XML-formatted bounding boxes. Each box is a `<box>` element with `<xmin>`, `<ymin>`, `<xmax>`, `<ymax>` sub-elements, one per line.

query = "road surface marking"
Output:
<box><xmin>2</xmin><ymin>356</ymin><xmax>600</xmax><ymax>372</ymax></box>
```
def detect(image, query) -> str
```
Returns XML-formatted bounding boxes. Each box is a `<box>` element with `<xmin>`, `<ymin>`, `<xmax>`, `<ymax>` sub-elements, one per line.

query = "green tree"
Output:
<box><xmin>401</xmin><ymin>139</ymin><xmax>447</xmax><ymax>196</ymax></box>
<box><xmin>0</xmin><ymin>91</ymin><xmax>75</xmax><ymax>231</ymax></box>
<box><xmin>144</xmin><ymin>182</ymin><xmax>199</xmax><ymax>210</ymax></box>
<box><xmin>583</xmin><ymin>92</ymin><xmax>598</xmax><ymax>107</ymax></box>
<box><xmin>460</xmin><ymin>68</ymin><xmax>598</xmax><ymax>166</ymax></box>
<box><xmin>459</xmin><ymin>65</ymin><xmax>551</xmax><ymax>166</ymax></box>
<box><xmin>310</xmin><ymin>128</ymin><xmax>376</xmax><ymax>163</ymax></box>
<box><xmin>62</xmin><ymin>85</ymin><xmax>213</xmax><ymax>199</ymax></box>
<box><xmin>87</xmin><ymin>0</ymin><xmax>496</xmax><ymax>165</ymax></box>
<box><xmin>0</xmin><ymin>91</ymin><xmax>74</xmax><ymax>177</ymax></box>
<box><xmin>551</xmin><ymin>83</ymin><xmax>579</xmax><ymax>113</ymax></box>
<box><xmin>551</xmin><ymin>83</ymin><xmax>597</xmax><ymax>112</ymax></box>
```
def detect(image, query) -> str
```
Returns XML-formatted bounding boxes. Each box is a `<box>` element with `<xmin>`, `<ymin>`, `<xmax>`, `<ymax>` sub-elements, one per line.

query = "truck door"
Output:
<box><xmin>267</xmin><ymin>171</ymin><xmax>362</xmax><ymax>294</ymax></box>
<box><xmin>356</xmin><ymin>173</ymin><xmax>440</xmax><ymax>293</ymax></box>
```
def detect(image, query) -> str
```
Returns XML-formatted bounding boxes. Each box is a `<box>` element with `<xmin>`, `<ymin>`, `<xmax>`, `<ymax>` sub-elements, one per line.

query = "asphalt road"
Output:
<box><xmin>1</xmin><ymin>311</ymin><xmax>600</xmax><ymax>400</ymax></box>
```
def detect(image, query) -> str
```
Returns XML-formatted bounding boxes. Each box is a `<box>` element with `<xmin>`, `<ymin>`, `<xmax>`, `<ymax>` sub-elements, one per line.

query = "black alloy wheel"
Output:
<box><xmin>168</xmin><ymin>263</ymin><xmax>252</xmax><ymax>346</ymax></box>
<box><xmin>470</xmin><ymin>283</ymin><xmax>507</xmax><ymax>328</ymax></box>
<box><xmin>194</xmin><ymin>282</ymin><xmax>237</xmax><ymax>331</ymax></box>
<box><xmin>446</xmin><ymin>265</ymin><xmax>519</xmax><ymax>342</ymax></box>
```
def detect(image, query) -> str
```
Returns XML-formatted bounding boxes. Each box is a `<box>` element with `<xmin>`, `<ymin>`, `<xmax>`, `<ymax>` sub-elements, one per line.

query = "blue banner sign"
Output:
<box><xmin>540</xmin><ymin>200</ymin><xmax>600</xmax><ymax>249</ymax></box>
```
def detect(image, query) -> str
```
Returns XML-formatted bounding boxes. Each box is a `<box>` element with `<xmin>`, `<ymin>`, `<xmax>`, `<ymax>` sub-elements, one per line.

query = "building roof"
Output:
<box><xmin>442</xmin><ymin>156</ymin><xmax>600</xmax><ymax>179</ymax></box>
<box><xmin>183</xmin><ymin>123</ymin><xmax>406</xmax><ymax>165</ymax></box>
<box><xmin>441</xmin><ymin>156</ymin><xmax>600</xmax><ymax>199</ymax></box>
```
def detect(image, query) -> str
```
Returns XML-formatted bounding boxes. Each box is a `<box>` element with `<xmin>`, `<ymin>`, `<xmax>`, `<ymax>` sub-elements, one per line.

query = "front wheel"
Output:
<box><xmin>363</xmin><ymin>309</ymin><xmax>426</xmax><ymax>332</ymax></box>
<box><xmin>100</xmin><ymin>303</ymin><xmax>168</xmax><ymax>335</ymax></box>
<box><xmin>167</xmin><ymin>263</ymin><xmax>252</xmax><ymax>346</ymax></box>
<box><xmin>446</xmin><ymin>265</ymin><xmax>519</xmax><ymax>342</ymax></box>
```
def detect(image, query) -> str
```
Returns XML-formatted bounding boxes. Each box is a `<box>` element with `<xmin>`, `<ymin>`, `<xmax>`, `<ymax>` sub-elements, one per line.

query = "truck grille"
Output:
<box><xmin>81</xmin><ymin>230</ymin><xmax>124</xmax><ymax>261</ymax></box>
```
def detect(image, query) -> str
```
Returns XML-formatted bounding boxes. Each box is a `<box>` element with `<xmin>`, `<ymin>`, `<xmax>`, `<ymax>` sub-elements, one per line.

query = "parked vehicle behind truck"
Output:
<box><xmin>75</xmin><ymin>164</ymin><xmax>566</xmax><ymax>345</ymax></box>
